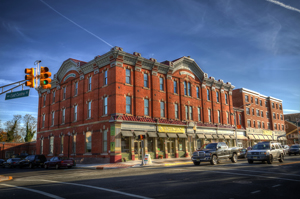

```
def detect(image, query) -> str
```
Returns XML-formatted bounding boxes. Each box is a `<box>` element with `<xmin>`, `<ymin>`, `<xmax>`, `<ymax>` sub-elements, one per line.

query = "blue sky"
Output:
<box><xmin>0</xmin><ymin>0</ymin><xmax>300</xmax><ymax>126</ymax></box>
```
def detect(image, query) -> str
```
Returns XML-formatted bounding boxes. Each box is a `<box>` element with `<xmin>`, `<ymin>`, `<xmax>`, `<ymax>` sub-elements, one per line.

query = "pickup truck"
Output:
<box><xmin>191</xmin><ymin>142</ymin><xmax>240</xmax><ymax>165</ymax></box>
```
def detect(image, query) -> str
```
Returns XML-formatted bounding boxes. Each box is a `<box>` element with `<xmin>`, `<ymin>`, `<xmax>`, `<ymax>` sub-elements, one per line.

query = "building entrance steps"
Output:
<box><xmin>74</xmin><ymin>157</ymin><xmax>193</xmax><ymax>170</ymax></box>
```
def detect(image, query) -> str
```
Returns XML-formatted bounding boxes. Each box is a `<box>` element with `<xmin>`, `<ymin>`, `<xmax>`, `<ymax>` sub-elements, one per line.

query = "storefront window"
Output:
<box><xmin>197</xmin><ymin>139</ymin><xmax>203</xmax><ymax>149</ymax></box>
<box><xmin>157</xmin><ymin>138</ymin><xmax>164</xmax><ymax>152</ymax></box>
<box><xmin>178</xmin><ymin>138</ymin><xmax>185</xmax><ymax>151</ymax></box>
<box><xmin>148</xmin><ymin>137</ymin><xmax>154</xmax><ymax>152</ymax></box>
<box><xmin>121</xmin><ymin>137</ymin><xmax>130</xmax><ymax>153</ymax></box>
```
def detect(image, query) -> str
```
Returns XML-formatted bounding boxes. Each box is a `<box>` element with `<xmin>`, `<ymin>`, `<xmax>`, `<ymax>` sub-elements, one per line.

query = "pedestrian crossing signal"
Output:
<box><xmin>138</xmin><ymin>135</ymin><xmax>145</xmax><ymax>140</ymax></box>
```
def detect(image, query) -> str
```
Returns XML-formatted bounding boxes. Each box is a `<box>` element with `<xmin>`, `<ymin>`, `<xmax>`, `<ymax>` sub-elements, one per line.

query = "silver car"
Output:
<box><xmin>246</xmin><ymin>141</ymin><xmax>284</xmax><ymax>164</ymax></box>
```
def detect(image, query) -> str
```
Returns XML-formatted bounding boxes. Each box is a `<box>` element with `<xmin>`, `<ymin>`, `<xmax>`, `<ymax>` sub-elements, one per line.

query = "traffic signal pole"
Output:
<box><xmin>0</xmin><ymin>80</ymin><xmax>26</xmax><ymax>96</ymax></box>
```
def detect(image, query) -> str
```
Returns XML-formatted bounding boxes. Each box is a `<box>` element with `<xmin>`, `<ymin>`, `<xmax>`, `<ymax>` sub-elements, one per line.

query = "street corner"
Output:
<box><xmin>0</xmin><ymin>175</ymin><xmax>13</xmax><ymax>182</ymax></box>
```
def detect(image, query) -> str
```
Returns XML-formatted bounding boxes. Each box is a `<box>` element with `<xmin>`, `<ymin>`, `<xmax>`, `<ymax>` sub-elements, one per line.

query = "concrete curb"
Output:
<box><xmin>73</xmin><ymin>161</ymin><xmax>193</xmax><ymax>170</ymax></box>
<box><xmin>0</xmin><ymin>176</ymin><xmax>13</xmax><ymax>182</ymax></box>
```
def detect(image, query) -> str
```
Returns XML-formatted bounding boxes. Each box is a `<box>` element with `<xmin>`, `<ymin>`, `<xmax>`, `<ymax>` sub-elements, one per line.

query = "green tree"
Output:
<box><xmin>23</xmin><ymin>114</ymin><xmax>37</xmax><ymax>142</ymax></box>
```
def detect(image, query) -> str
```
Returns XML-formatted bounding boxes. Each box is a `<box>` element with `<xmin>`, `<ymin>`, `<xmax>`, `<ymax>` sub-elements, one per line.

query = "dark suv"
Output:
<box><xmin>288</xmin><ymin>145</ymin><xmax>300</xmax><ymax>155</ymax></box>
<box><xmin>19</xmin><ymin>155</ymin><xmax>47</xmax><ymax>168</ymax></box>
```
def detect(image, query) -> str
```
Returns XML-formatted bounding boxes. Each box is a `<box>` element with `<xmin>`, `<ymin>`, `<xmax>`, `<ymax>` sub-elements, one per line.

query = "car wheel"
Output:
<box><xmin>210</xmin><ymin>155</ymin><xmax>218</xmax><ymax>165</ymax></box>
<box><xmin>279</xmin><ymin>154</ymin><xmax>284</xmax><ymax>163</ymax></box>
<box><xmin>67</xmin><ymin>166</ymin><xmax>72</xmax><ymax>169</ymax></box>
<box><xmin>248</xmin><ymin>160</ymin><xmax>253</xmax><ymax>164</ymax></box>
<box><xmin>44</xmin><ymin>164</ymin><xmax>48</xmax><ymax>169</ymax></box>
<box><xmin>267</xmin><ymin>155</ymin><xmax>273</xmax><ymax>164</ymax></box>
<box><xmin>55</xmin><ymin>164</ymin><xmax>59</xmax><ymax>169</ymax></box>
<box><xmin>231</xmin><ymin>153</ymin><xmax>238</xmax><ymax>163</ymax></box>
<box><xmin>193</xmin><ymin>162</ymin><xmax>200</xmax><ymax>166</ymax></box>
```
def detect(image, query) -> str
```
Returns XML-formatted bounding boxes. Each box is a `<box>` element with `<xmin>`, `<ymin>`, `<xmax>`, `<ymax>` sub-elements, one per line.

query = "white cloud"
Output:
<box><xmin>283</xmin><ymin>109</ymin><xmax>300</xmax><ymax>114</ymax></box>
<box><xmin>0</xmin><ymin>79</ymin><xmax>14</xmax><ymax>85</ymax></box>
<box><xmin>266</xmin><ymin>0</ymin><xmax>300</xmax><ymax>14</ymax></box>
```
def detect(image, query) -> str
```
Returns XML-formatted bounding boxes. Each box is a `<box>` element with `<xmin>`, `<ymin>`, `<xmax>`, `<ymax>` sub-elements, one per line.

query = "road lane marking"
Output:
<box><xmin>251</xmin><ymin>190</ymin><xmax>260</xmax><ymax>194</ymax></box>
<box><xmin>280</xmin><ymin>161</ymin><xmax>300</xmax><ymax>166</ymax></box>
<box><xmin>0</xmin><ymin>184</ymin><xmax>64</xmax><ymax>199</ymax></box>
<box><xmin>41</xmin><ymin>180</ymin><xmax>152</xmax><ymax>199</ymax></box>
<box><xmin>206</xmin><ymin>170</ymin><xmax>300</xmax><ymax>182</ymax></box>
<box><xmin>272</xmin><ymin>184</ymin><xmax>281</xmax><ymax>187</ymax></box>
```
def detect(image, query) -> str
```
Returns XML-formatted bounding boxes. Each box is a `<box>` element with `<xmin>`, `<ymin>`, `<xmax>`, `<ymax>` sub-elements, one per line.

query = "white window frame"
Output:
<box><xmin>104</xmin><ymin>97</ymin><xmax>108</xmax><ymax>115</ymax></box>
<box><xmin>126</xmin><ymin>69</ymin><xmax>131</xmax><ymax>84</ymax></box>
<box><xmin>74</xmin><ymin>105</ymin><xmax>78</xmax><ymax>121</ymax></box>
<box><xmin>62</xmin><ymin>108</ymin><xmax>65</xmax><ymax>124</ymax></box>
<box><xmin>75</xmin><ymin>82</ymin><xmax>78</xmax><ymax>96</ymax></box>
<box><xmin>144</xmin><ymin>99</ymin><xmax>149</xmax><ymax>116</ymax></box>
<box><xmin>126</xmin><ymin>96</ymin><xmax>131</xmax><ymax>114</ymax></box>
<box><xmin>88</xmin><ymin>76</ymin><xmax>92</xmax><ymax>91</ymax></box>
<box><xmin>88</xmin><ymin>101</ymin><xmax>91</xmax><ymax>118</ymax></box>
<box><xmin>51</xmin><ymin>111</ymin><xmax>55</xmax><ymax>126</ymax></box>
<box><xmin>104</xmin><ymin>70</ymin><xmax>108</xmax><ymax>85</ymax></box>
<box><xmin>160</xmin><ymin>101</ymin><xmax>165</xmax><ymax>117</ymax></box>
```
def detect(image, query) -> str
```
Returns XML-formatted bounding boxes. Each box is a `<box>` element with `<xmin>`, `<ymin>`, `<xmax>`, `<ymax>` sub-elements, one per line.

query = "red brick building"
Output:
<box><xmin>36</xmin><ymin>47</ymin><xmax>237</xmax><ymax>163</ymax></box>
<box><xmin>233</xmin><ymin>88</ymin><xmax>286</xmax><ymax>147</ymax></box>
<box><xmin>285</xmin><ymin>120</ymin><xmax>300</xmax><ymax>145</ymax></box>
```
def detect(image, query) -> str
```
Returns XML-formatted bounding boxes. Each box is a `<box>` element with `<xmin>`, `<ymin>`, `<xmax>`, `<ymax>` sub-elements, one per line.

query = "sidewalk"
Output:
<box><xmin>74</xmin><ymin>157</ymin><xmax>193</xmax><ymax>170</ymax></box>
<box><xmin>0</xmin><ymin>175</ymin><xmax>13</xmax><ymax>182</ymax></box>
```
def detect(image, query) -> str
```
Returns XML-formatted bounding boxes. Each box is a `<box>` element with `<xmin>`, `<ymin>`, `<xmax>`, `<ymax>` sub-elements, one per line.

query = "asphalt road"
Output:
<box><xmin>1</xmin><ymin>155</ymin><xmax>300</xmax><ymax>199</ymax></box>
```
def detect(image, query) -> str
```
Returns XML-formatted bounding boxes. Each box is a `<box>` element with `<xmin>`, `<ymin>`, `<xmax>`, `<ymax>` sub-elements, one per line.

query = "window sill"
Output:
<box><xmin>86</xmin><ymin>90</ymin><xmax>92</xmax><ymax>93</ymax></box>
<box><xmin>173</xmin><ymin>93</ymin><xmax>178</xmax><ymax>96</ymax></box>
<box><xmin>143</xmin><ymin>87</ymin><xmax>150</xmax><ymax>90</ymax></box>
<box><xmin>62</xmin><ymin>99</ymin><xmax>66</xmax><ymax>101</ymax></box>
<box><xmin>61</xmin><ymin>123</ymin><xmax>65</xmax><ymax>125</ymax></box>
<box><xmin>73</xmin><ymin>120</ymin><xmax>77</xmax><ymax>123</ymax></box>
<box><xmin>86</xmin><ymin>117</ymin><xmax>92</xmax><ymax>120</ymax></box>
<box><xmin>102</xmin><ymin>114</ymin><xmax>108</xmax><ymax>117</ymax></box>
<box><xmin>83</xmin><ymin>153</ymin><xmax>92</xmax><ymax>156</ymax></box>
<box><xmin>159</xmin><ymin>90</ymin><xmax>165</xmax><ymax>93</ymax></box>
<box><xmin>125</xmin><ymin>114</ymin><xmax>133</xmax><ymax>116</ymax></box>
<box><xmin>73</xmin><ymin>95</ymin><xmax>78</xmax><ymax>98</ymax></box>
<box><xmin>51</xmin><ymin>103</ymin><xmax>55</xmax><ymax>105</ymax></box>
<box><xmin>125</xmin><ymin>83</ymin><xmax>133</xmax><ymax>87</ymax></box>
<box><xmin>144</xmin><ymin>115</ymin><xmax>151</xmax><ymax>118</ymax></box>
<box><xmin>102</xmin><ymin>85</ymin><xmax>108</xmax><ymax>88</ymax></box>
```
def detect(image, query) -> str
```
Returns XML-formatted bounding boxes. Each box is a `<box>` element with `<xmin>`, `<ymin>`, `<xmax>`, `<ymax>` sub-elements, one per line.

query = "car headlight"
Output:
<box><xmin>260</xmin><ymin>152</ymin><xmax>267</xmax><ymax>155</ymax></box>
<box><xmin>205</xmin><ymin>153</ymin><xmax>211</xmax><ymax>156</ymax></box>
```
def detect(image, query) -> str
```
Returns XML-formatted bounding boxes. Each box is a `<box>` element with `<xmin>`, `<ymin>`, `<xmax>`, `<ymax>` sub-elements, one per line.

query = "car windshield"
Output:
<box><xmin>252</xmin><ymin>144</ymin><xmax>270</xmax><ymax>150</ymax></box>
<box><xmin>291</xmin><ymin>146</ymin><xmax>299</xmax><ymax>148</ymax></box>
<box><xmin>203</xmin><ymin>143</ymin><xmax>217</xmax><ymax>149</ymax></box>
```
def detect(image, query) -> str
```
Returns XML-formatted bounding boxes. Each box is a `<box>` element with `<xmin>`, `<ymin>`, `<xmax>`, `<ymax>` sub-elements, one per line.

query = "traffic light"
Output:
<box><xmin>25</xmin><ymin>68</ymin><xmax>35</xmax><ymax>88</ymax></box>
<box><xmin>40</xmin><ymin>67</ymin><xmax>52</xmax><ymax>89</ymax></box>
<box><xmin>138</xmin><ymin>135</ymin><xmax>145</xmax><ymax>140</ymax></box>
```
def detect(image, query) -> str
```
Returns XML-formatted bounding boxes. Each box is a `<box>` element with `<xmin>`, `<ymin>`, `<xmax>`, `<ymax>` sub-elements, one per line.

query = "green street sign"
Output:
<box><xmin>5</xmin><ymin>89</ymin><xmax>30</xmax><ymax>100</ymax></box>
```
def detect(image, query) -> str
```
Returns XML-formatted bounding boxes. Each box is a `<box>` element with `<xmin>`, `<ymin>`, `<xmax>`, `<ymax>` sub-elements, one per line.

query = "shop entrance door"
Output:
<box><xmin>134</xmin><ymin>141</ymin><xmax>142</xmax><ymax>160</ymax></box>
<box><xmin>167</xmin><ymin>139</ymin><xmax>175</xmax><ymax>158</ymax></box>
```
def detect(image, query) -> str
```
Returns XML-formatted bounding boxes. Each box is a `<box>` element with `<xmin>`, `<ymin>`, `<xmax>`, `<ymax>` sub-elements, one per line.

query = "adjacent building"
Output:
<box><xmin>36</xmin><ymin>46</ymin><xmax>236</xmax><ymax>163</ymax></box>
<box><xmin>232</xmin><ymin>88</ymin><xmax>286</xmax><ymax>147</ymax></box>
<box><xmin>285</xmin><ymin>120</ymin><xmax>300</xmax><ymax>145</ymax></box>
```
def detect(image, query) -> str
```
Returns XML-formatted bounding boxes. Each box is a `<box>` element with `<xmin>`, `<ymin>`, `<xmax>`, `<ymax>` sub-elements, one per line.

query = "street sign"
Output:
<box><xmin>5</xmin><ymin>89</ymin><xmax>30</xmax><ymax>100</ymax></box>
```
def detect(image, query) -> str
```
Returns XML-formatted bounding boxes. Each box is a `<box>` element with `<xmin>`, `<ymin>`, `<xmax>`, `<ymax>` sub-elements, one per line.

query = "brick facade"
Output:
<box><xmin>232</xmin><ymin>88</ymin><xmax>286</xmax><ymax>146</ymax></box>
<box><xmin>36</xmin><ymin>47</ymin><xmax>237</xmax><ymax>163</ymax></box>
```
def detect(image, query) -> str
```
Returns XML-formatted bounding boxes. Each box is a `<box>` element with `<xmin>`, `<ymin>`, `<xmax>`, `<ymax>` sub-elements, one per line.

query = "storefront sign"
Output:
<box><xmin>196</xmin><ymin>129</ymin><xmax>216</xmax><ymax>134</ymax></box>
<box><xmin>263</xmin><ymin>130</ymin><xmax>272</xmax><ymax>136</ymax></box>
<box><xmin>218</xmin><ymin>130</ymin><xmax>234</xmax><ymax>135</ymax></box>
<box><xmin>158</xmin><ymin>125</ymin><xmax>185</xmax><ymax>133</ymax></box>
<box><xmin>110</xmin><ymin>142</ymin><xmax>115</xmax><ymax>152</ymax></box>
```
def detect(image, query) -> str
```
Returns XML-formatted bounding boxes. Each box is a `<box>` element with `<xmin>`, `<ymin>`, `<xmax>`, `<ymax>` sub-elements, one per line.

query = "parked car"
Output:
<box><xmin>2</xmin><ymin>158</ymin><xmax>21</xmax><ymax>168</ymax></box>
<box><xmin>281</xmin><ymin>145</ymin><xmax>289</xmax><ymax>155</ymax></box>
<box><xmin>11</xmin><ymin>153</ymin><xmax>28</xmax><ymax>160</ymax></box>
<box><xmin>238</xmin><ymin>148</ymin><xmax>247</xmax><ymax>158</ymax></box>
<box><xmin>288</xmin><ymin>145</ymin><xmax>300</xmax><ymax>155</ymax></box>
<box><xmin>0</xmin><ymin>159</ymin><xmax>5</xmax><ymax>166</ymax></box>
<box><xmin>191</xmin><ymin>142</ymin><xmax>240</xmax><ymax>165</ymax></box>
<box><xmin>247</xmin><ymin>141</ymin><xmax>284</xmax><ymax>164</ymax></box>
<box><xmin>44</xmin><ymin>157</ymin><xmax>74</xmax><ymax>169</ymax></box>
<box><xmin>19</xmin><ymin>155</ymin><xmax>47</xmax><ymax>169</ymax></box>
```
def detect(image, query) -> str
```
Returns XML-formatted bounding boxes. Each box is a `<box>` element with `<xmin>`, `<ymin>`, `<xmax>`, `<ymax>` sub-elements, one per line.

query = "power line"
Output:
<box><xmin>40</xmin><ymin>0</ymin><xmax>113</xmax><ymax>48</ymax></box>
